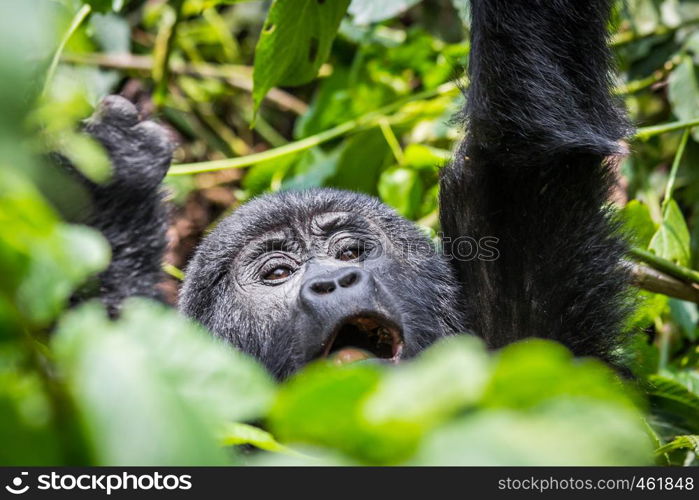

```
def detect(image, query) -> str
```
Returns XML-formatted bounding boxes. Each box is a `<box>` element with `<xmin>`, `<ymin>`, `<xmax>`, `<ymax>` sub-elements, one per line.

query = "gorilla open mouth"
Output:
<box><xmin>322</xmin><ymin>315</ymin><xmax>403</xmax><ymax>365</ymax></box>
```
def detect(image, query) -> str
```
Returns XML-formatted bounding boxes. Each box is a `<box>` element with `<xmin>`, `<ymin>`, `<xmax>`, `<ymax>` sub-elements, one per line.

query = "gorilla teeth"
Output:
<box><xmin>324</xmin><ymin>315</ymin><xmax>403</xmax><ymax>362</ymax></box>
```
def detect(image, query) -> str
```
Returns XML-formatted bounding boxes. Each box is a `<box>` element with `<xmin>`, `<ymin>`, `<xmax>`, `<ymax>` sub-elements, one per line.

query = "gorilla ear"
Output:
<box><xmin>84</xmin><ymin>95</ymin><xmax>175</xmax><ymax>191</ymax></box>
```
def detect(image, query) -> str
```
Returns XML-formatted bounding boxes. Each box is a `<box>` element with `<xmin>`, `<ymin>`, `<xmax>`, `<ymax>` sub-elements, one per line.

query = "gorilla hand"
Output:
<box><xmin>84</xmin><ymin>95</ymin><xmax>174</xmax><ymax>193</ymax></box>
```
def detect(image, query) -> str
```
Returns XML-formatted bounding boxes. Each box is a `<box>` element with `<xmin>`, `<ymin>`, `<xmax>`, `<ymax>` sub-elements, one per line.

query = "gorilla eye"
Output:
<box><xmin>262</xmin><ymin>266</ymin><xmax>292</xmax><ymax>282</ymax></box>
<box><xmin>337</xmin><ymin>246</ymin><xmax>363</xmax><ymax>261</ymax></box>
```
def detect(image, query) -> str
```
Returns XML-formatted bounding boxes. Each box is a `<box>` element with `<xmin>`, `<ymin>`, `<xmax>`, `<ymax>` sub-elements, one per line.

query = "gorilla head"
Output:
<box><xmin>77</xmin><ymin>0</ymin><xmax>631</xmax><ymax>381</ymax></box>
<box><xmin>180</xmin><ymin>189</ymin><xmax>464</xmax><ymax>379</ymax></box>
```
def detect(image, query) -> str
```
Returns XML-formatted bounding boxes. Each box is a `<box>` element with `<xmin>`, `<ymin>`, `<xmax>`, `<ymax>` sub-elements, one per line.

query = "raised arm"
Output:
<box><xmin>69</xmin><ymin>96</ymin><xmax>174</xmax><ymax>316</ymax></box>
<box><xmin>440</xmin><ymin>0</ymin><xmax>633</xmax><ymax>362</ymax></box>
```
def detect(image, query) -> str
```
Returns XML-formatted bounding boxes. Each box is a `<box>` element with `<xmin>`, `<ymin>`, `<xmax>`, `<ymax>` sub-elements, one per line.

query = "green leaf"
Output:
<box><xmin>349</xmin><ymin>0</ymin><xmax>422</xmax><ymax>25</ymax></box>
<box><xmin>411</xmin><ymin>400</ymin><xmax>653</xmax><ymax>465</ymax></box>
<box><xmin>656</xmin><ymin>434</ymin><xmax>699</xmax><ymax>455</ymax></box>
<box><xmin>219</xmin><ymin>422</ymin><xmax>296</xmax><ymax>455</ymax></box>
<box><xmin>620</xmin><ymin>199</ymin><xmax>657</xmax><ymax>248</ymax></box>
<box><xmin>53</xmin><ymin>300</ymin><xmax>276</xmax><ymax>464</ymax></box>
<box><xmin>0</xmin><ymin>366</ymin><xmax>64</xmax><ymax>465</ymax></box>
<box><xmin>668</xmin><ymin>55</ymin><xmax>699</xmax><ymax>142</ymax></box>
<box><xmin>649</xmin><ymin>199</ymin><xmax>692</xmax><ymax>266</ymax></box>
<box><xmin>626</xmin><ymin>291</ymin><xmax>668</xmax><ymax>332</ymax></box>
<box><xmin>268</xmin><ymin>362</ymin><xmax>418</xmax><ymax>464</ymax></box>
<box><xmin>363</xmin><ymin>336</ymin><xmax>490</xmax><ymax>429</ymax></box>
<box><xmin>625</xmin><ymin>329</ymin><xmax>660</xmax><ymax>379</ymax></box>
<box><xmin>328</xmin><ymin>129</ymin><xmax>392</xmax><ymax>194</ymax></box>
<box><xmin>282</xmin><ymin>147</ymin><xmax>339</xmax><ymax>190</ymax></box>
<box><xmin>89</xmin><ymin>12</ymin><xmax>131</xmax><ymax>53</ymax></box>
<box><xmin>482</xmin><ymin>340</ymin><xmax>641</xmax><ymax>411</ymax></box>
<box><xmin>57</xmin><ymin>132</ymin><xmax>112</xmax><ymax>184</ymax></box>
<box><xmin>669</xmin><ymin>298</ymin><xmax>699</xmax><ymax>341</ymax></box>
<box><xmin>646</xmin><ymin>375</ymin><xmax>699</xmax><ymax>433</ymax></box>
<box><xmin>183</xmin><ymin>0</ymin><xmax>255</xmax><ymax>16</ymax></box>
<box><xmin>402</xmin><ymin>144</ymin><xmax>450</xmax><ymax>170</ymax></box>
<box><xmin>0</xmin><ymin>169</ymin><xmax>110</xmax><ymax>326</ymax></box>
<box><xmin>252</xmin><ymin>0</ymin><xmax>351</xmax><ymax>112</ymax></box>
<box><xmin>378</xmin><ymin>167</ymin><xmax>423</xmax><ymax>219</ymax></box>
<box><xmin>81</xmin><ymin>1</ymin><xmax>114</xmax><ymax>14</ymax></box>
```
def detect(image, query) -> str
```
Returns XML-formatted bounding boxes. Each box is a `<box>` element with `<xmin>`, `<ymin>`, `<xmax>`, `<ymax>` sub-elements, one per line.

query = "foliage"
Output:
<box><xmin>0</xmin><ymin>0</ymin><xmax>698</xmax><ymax>466</ymax></box>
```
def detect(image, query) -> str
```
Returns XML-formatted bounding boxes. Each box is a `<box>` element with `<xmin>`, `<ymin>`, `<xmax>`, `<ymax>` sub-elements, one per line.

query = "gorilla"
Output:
<box><xmin>70</xmin><ymin>0</ymin><xmax>633</xmax><ymax>379</ymax></box>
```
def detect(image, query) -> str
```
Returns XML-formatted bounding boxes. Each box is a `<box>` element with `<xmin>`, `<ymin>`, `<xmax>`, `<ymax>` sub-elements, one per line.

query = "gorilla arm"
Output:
<box><xmin>74</xmin><ymin>96</ymin><xmax>173</xmax><ymax>316</ymax></box>
<box><xmin>439</xmin><ymin>0</ymin><xmax>633</xmax><ymax>362</ymax></box>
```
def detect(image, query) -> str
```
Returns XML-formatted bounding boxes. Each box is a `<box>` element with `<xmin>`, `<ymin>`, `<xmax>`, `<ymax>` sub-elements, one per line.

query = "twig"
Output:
<box><xmin>630</xmin><ymin>263</ymin><xmax>699</xmax><ymax>304</ymax></box>
<box><xmin>630</xmin><ymin>248</ymin><xmax>699</xmax><ymax>286</ymax></box>
<box><xmin>43</xmin><ymin>4</ymin><xmax>92</xmax><ymax>96</ymax></box>
<box><xmin>611</xmin><ymin>18</ymin><xmax>699</xmax><ymax>46</ymax></box>
<box><xmin>152</xmin><ymin>0</ymin><xmax>185</xmax><ymax>108</ymax></box>
<box><xmin>164</xmin><ymin>263</ymin><xmax>185</xmax><ymax>281</ymax></box>
<box><xmin>614</xmin><ymin>55</ymin><xmax>682</xmax><ymax>95</ymax></box>
<box><xmin>662</xmin><ymin>128</ymin><xmax>690</xmax><ymax>209</ymax></box>
<box><xmin>167</xmin><ymin>82</ymin><xmax>459</xmax><ymax>175</ymax></box>
<box><xmin>60</xmin><ymin>52</ymin><xmax>308</xmax><ymax>115</ymax></box>
<box><xmin>635</xmin><ymin>117</ymin><xmax>699</xmax><ymax>140</ymax></box>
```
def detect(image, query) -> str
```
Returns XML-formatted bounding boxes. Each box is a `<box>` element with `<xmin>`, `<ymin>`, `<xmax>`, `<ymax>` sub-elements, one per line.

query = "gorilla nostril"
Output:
<box><xmin>338</xmin><ymin>270</ymin><xmax>360</xmax><ymax>288</ymax></box>
<box><xmin>310</xmin><ymin>280</ymin><xmax>336</xmax><ymax>294</ymax></box>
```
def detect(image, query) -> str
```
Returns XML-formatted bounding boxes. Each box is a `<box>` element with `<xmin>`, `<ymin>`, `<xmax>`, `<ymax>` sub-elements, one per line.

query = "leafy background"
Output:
<box><xmin>1</xmin><ymin>0</ymin><xmax>699</xmax><ymax>466</ymax></box>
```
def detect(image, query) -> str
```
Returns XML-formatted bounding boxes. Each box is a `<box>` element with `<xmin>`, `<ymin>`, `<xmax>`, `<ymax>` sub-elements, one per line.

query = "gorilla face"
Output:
<box><xmin>180</xmin><ymin>188</ymin><xmax>465</xmax><ymax>379</ymax></box>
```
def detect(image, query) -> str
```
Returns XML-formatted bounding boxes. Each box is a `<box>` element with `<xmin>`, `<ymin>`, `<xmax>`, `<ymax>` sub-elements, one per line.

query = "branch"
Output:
<box><xmin>613</xmin><ymin>55</ymin><xmax>682</xmax><ymax>95</ymax></box>
<box><xmin>611</xmin><ymin>18</ymin><xmax>699</xmax><ymax>47</ymax></box>
<box><xmin>630</xmin><ymin>262</ymin><xmax>699</xmax><ymax>304</ymax></box>
<box><xmin>167</xmin><ymin>82</ymin><xmax>459</xmax><ymax>175</ymax></box>
<box><xmin>60</xmin><ymin>52</ymin><xmax>308</xmax><ymax>115</ymax></box>
<box><xmin>630</xmin><ymin>248</ymin><xmax>699</xmax><ymax>287</ymax></box>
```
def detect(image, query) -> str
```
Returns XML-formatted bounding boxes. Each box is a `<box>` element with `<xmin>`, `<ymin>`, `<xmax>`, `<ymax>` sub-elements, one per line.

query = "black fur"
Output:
<box><xmin>72</xmin><ymin>0</ymin><xmax>633</xmax><ymax>377</ymax></box>
<box><xmin>68</xmin><ymin>96</ymin><xmax>173</xmax><ymax>317</ymax></box>
<box><xmin>440</xmin><ymin>0</ymin><xmax>632</xmax><ymax>363</ymax></box>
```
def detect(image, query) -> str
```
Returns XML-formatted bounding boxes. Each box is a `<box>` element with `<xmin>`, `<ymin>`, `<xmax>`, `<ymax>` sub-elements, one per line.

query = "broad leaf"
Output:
<box><xmin>349</xmin><ymin>0</ymin><xmax>422</xmax><ymax>25</ymax></box>
<box><xmin>252</xmin><ymin>0</ymin><xmax>351</xmax><ymax>112</ymax></box>
<box><xmin>649</xmin><ymin>199</ymin><xmax>691</xmax><ymax>266</ymax></box>
<box><xmin>482</xmin><ymin>340</ymin><xmax>641</xmax><ymax>411</ymax></box>
<box><xmin>620</xmin><ymin>199</ymin><xmax>657</xmax><ymax>248</ymax></box>
<box><xmin>268</xmin><ymin>362</ymin><xmax>419</xmax><ymax>464</ymax></box>
<box><xmin>363</xmin><ymin>336</ymin><xmax>490</xmax><ymax>428</ymax></box>
<box><xmin>411</xmin><ymin>400</ymin><xmax>652</xmax><ymax>465</ymax></box>
<box><xmin>668</xmin><ymin>55</ymin><xmax>699</xmax><ymax>142</ymax></box>
<box><xmin>378</xmin><ymin>167</ymin><xmax>423</xmax><ymax>219</ymax></box>
<box><xmin>328</xmin><ymin>128</ymin><xmax>392</xmax><ymax>194</ymax></box>
<box><xmin>53</xmin><ymin>300</ymin><xmax>276</xmax><ymax>464</ymax></box>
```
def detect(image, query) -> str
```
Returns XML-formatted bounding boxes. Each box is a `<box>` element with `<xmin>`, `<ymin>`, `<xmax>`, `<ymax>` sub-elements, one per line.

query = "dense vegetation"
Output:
<box><xmin>1</xmin><ymin>0</ymin><xmax>698</xmax><ymax>466</ymax></box>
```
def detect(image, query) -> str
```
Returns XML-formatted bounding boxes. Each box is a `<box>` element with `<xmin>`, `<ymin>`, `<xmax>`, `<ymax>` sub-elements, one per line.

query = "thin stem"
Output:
<box><xmin>611</xmin><ymin>17</ymin><xmax>699</xmax><ymax>46</ymax></box>
<box><xmin>169</xmin><ymin>119</ymin><xmax>358</xmax><ymax>175</ymax></box>
<box><xmin>379</xmin><ymin>118</ymin><xmax>404</xmax><ymax>164</ymax></box>
<box><xmin>163</xmin><ymin>263</ymin><xmax>185</xmax><ymax>281</ymax></box>
<box><xmin>630</xmin><ymin>247</ymin><xmax>699</xmax><ymax>286</ymax></box>
<box><xmin>43</xmin><ymin>4</ymin><xmax>92</xmax><ymax>96</ymax></box>
<box><xmin>614</xmin><ymin>55</ymin><xmax>682</xmax><ymax>96</ymax></box>
<box><xmin>168</xmin><ymin>83</ymin><xmax>459</xmax><ymax>176</ymax></box>
<box><xmin>662</xmin><ymin>128</ymin><xmax>690</xmax><ymax>210</ymax></box>
<box><xmin>635</xmin><ymin>118</ymin><xmax>699</xmax><ymax>141</ymax></box>
<box><xmin>152</xmin><ymin>0</ymin><xmax>185</xmax><ymax>109</ymax></box>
